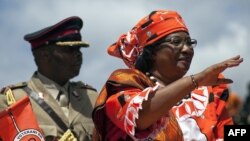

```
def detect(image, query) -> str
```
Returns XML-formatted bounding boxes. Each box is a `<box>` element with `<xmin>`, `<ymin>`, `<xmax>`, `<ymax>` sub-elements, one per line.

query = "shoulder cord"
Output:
<box><xmin>22</xmin><ymin>86</ymin><xmax>68</xmax><ymax>132</ymax></box>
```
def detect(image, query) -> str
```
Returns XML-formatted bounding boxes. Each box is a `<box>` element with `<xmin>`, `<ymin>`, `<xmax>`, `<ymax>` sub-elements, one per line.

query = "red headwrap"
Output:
<box><xmin>108</xmin><ymin>10</ymin><xmax>189</xmax><ymax>68</ymax></box>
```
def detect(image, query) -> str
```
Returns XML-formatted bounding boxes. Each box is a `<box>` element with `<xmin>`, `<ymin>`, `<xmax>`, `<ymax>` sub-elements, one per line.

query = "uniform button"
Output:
<box><xmin>72</xmin><ymin>91</ymin><xmax>79</xmax><ymax>97</ymax></box>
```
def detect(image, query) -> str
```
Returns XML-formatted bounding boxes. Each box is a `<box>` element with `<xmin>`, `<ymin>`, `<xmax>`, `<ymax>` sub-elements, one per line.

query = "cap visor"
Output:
<box><xmin>55</xmin><ymin>41</ymin><xmax>89</xmax><ymax>47</ymax></box>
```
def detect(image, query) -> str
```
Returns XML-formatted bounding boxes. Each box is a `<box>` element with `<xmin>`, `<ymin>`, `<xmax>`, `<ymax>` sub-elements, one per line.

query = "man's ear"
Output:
<box><xmin>32</xmin><ymin>47</ymin><xmax>52</xmax><ymax>64</ymax></box>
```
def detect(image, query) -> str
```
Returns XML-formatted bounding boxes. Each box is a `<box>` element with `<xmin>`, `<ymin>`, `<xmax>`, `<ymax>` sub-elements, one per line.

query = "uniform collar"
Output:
<box><xmin>37</xmin><ymin>72</ymin><xmax>70</xmax><ymax>98</ymax></box>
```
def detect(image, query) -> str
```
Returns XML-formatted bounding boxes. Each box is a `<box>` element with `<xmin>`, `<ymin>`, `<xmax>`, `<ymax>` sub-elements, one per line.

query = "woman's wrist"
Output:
<box><xmin>190</xmin><ymin>74</ymin><xmax>198</xmax><ymax>89</ymax></box>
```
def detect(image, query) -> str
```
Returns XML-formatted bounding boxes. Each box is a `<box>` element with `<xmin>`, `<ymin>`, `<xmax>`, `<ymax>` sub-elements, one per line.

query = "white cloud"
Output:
<box><xmin>189</xmin><ymin>22</ymin><xmax>249</xmax><ymax>99</ymax></box>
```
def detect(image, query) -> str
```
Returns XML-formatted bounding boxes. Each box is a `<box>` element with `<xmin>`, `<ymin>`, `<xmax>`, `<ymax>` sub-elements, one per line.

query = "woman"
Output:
<box><xmin>92</xmin><ymin>10</ymin><xmax>243</xmax><ymax>140</ymax></box>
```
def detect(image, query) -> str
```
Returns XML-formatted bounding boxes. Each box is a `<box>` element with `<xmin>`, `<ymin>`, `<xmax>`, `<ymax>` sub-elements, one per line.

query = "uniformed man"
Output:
<box><xmin>0</xmin><ymin>16</ymin><xmax>98</xmax><ymax>141</ymax></box>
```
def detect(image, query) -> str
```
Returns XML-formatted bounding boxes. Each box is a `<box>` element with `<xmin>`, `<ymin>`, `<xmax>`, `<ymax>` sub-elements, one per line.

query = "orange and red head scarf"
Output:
<box><xmin>108</xmin><ymin>10</ymin><xmax>189</xmax><ymax>68</ymax></box>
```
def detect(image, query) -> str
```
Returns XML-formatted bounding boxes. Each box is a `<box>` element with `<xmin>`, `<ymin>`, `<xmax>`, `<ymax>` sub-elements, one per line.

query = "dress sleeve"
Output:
<box><xmin>105</xmin><ymin>85</ymin><xmax>168</xmax><ymax>140</ymax></box>
<box><xmin>171</xmin><ymin>84</ymin><xmax>233</xmax><ymax>141</ymax></box>
<box><xmin>212</xmin><ymin>84</ymin><xmax>234</xmax><ymax>140</ymax></box>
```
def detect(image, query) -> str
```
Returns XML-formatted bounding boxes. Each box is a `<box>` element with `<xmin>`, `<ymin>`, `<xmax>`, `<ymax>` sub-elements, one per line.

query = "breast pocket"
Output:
<box><xmin>40</xmin><ymin>124</ymin><xmax>58</xmax><ymax>138</ymax></box>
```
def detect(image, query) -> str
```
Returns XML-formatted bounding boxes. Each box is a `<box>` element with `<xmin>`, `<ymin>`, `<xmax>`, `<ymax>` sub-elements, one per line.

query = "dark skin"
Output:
<box><xmin>33</xmin><ymin>45</ymin><xmax>83</xmax><ymax>86</ymax></box>
<box><xmin>136</xmin><ymin>31</ymin><xmax>243</xmax><ymax>130</ymax></box>
<box><xmin>151</xmin><ymin>32</ymin><xmax>194</xmax><ymax>84</ymax></box>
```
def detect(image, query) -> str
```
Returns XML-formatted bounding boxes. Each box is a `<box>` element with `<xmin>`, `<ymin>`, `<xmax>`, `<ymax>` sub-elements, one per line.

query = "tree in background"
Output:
<box><xmin>234</xmin><ymin>82</ymin><xmax>250</xmax><ymax>125</ymax></box>
<box><xmin>226</xmin><ymin>91</ymin><xmax>242</xmax><ymax>124</ymax></box>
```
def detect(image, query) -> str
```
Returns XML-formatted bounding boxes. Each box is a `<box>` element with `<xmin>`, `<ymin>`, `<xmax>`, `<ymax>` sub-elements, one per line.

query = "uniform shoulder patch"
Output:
<box><xmin>0</xmin><ymin>82</ymin><xmax>28</xmax><ymax>94</ymax></box>
<box><xmin>72</xmin><ymin>81</ymin><xmax>97</xmax><ymax>92</ymax></box>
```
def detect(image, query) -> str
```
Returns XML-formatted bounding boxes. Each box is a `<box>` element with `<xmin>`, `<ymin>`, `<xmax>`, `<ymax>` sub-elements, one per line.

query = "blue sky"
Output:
<box><xmin>0</xmin><ymin>0</ymin><xmax>249</xmax><ymax>99</ymax></box>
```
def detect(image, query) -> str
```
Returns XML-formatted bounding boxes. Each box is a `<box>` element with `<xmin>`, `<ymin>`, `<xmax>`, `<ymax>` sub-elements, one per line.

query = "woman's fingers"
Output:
<box><xmin>226</xmin><ymin>57</ymin><xmax>243</xmax><ymax>68</ymax></box>
<box><xmin>198</xmin><ymin>55</ymin><xmax>243</xmax><ymax>86</ymax></box>
<box><xmin>214</xmin><ymin>55</ymin><xmax>243</xmax><ymax>72</ymax></box>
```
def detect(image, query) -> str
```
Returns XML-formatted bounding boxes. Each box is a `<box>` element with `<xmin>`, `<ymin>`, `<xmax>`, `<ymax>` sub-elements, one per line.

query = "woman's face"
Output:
<box><xmin>151</xmin><ymin>31</ymin><xmax>196</xmax><ymax>83</ymax></box>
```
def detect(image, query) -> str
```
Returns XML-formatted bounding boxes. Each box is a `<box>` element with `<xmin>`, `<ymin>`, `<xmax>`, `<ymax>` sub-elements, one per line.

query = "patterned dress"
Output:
<box><xmin>93</xmin><ymin>69</ymin><xmax>233</xmax><ymax>141</ymax></box>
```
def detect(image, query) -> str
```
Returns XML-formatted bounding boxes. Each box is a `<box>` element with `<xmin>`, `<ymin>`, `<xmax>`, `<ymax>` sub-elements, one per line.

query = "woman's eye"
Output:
<box><xmin>171</xmin><ymin>38</ymin><xmax>182</xmax><ymax>45</ymax></box>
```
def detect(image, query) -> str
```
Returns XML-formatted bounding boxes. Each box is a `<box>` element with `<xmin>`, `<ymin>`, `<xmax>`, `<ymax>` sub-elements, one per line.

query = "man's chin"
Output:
<box><xmin>69</xmin><ymin>71</ymin><xmax>80</xmax><ymax>79</ymax></box>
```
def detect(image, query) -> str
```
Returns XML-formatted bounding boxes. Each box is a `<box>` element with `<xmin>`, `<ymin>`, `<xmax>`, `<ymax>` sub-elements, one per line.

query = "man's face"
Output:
<box><xmin>49</xmin><ymin>46</ymin><xmax>83</xmax><ymax>80</ymax></box>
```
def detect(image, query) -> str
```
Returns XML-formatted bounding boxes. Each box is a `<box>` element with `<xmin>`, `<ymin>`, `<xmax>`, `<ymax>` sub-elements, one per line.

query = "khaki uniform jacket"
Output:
<box><xmin>0</xmin><ymin>72</ymin><xmax>98</xmax><ymax>141</ymax></box>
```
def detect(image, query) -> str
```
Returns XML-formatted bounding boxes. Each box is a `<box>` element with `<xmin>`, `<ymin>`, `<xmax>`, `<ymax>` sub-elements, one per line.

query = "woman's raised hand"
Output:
<box><xmin>194</xmin><ymin>55</ymin><xmax>243</xmax><ymax>87</ymax></box>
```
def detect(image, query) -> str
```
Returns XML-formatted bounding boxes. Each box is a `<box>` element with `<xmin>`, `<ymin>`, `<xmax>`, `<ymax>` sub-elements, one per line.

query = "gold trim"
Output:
<box><xmin>55</xmin><ymin>41</ymin><xmax>89</xmax><ymax>47</ymax></box>
<box><xmin>6</xmin><ymin>88</ymin><xmax>16</xmax><ymax>106</ymax></box>
<box><xmin>59</xmin><ymin>129</ymin><xmax>77</xmax><ymax>141</ymax></box>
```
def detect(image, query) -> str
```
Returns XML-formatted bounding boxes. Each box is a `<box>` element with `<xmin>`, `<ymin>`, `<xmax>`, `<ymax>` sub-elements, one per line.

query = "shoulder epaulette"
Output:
<box><xmin>0</xmin><ymin>82</ymin><xmax>28</xmax><ymax>94</ymax></box>
<box><xmin>72</xmin><ymin>81</ymin><xmax>97</xmax><ymax>92</ymax></box>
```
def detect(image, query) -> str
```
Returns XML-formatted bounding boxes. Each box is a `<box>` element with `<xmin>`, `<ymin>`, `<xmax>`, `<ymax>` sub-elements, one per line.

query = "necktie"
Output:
<box><xmin>56</xmin><ymin>91</ymin><xmax>68</xmax><ymax>106</ymax></box>
<box><xmin>56</xmin><ymin>91</ymin><xmax>69</xmax><ymax>117</ymax></box>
